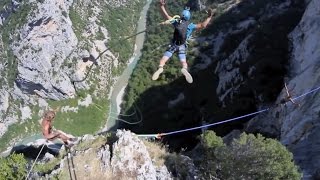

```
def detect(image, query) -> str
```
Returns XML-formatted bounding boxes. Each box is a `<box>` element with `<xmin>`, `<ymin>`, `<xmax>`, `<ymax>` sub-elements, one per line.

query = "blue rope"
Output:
<box><xmin>137</xmin><ymin>134</ymin><xmax>158</xmax><ymax>138</ymax></box>
<box><xmin>136</xmin><ymin>84</ymin><xmax>320</xmax><ymax>138</ymax></box>
<box><xmin>162</xmin><ymin>108</ymin><xmax>269</xmax><ymax>136</ymax></box>
<box><xmin>291</xmin><ymin>85</ymin><xmax>320</xmax><ymax>101</ymax></box>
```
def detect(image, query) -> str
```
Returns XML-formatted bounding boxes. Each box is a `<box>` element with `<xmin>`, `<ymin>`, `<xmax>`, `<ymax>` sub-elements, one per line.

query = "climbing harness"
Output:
<box><xmin>160</xmin><ymin>15</ymin><xmax>181</xmax><ymax>25</ymax></box>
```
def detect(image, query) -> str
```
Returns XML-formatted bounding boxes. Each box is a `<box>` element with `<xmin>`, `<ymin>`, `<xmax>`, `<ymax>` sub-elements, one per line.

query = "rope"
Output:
<box><xmin>25</xmin><ymin>144</ymin><xmax>45</xmax><ymax>180</ymax></box>
<box><xmin>66</xmin><ymin>148</ymin><xmax>73</xmax><ymax>180</ymax></box>
<box><xmin>109</xmin><ymin>104</ymin><xmax>142</xmax><ymax>125</ymax></box>
<box><xmin>46</xmin><ymin>144</ymin><xmax>63</xmax><ymax>151</ymax></box>
<box><xmin>291</xmin><ymin>85</ymin><xmax>320</xmax><ymax>101</ymax></box>
<box><xmin>137</xmin><ymin>134</ymin><xmax>159</xmax><ymax>138</ymax></box>
<box><xmin>68</xmin><ymin>148</ymin><xmax>78</xmax><ymax>180</ymax></box>
<box><xmin>109</xmin><ymin>106</ymin><xmax>137</xmax><ymax>117</ymax></box>
<box><xmin>162</xmin><ymin>109</ymin><xmax>269</xmax><ymax>136</ymax></box>
<box><xmin>137</xmin><ymin>84</ymin><xmax>320</xmax><ymax>138</ymax></box>
<box><xmin>72</xmin><ymin>26</ymin><xmax>156</xmax><ymax>83</ymax></box>
<box><xmin>110</xmin><ymin>116</ymin><xmax>142</xmax><ymax>125</ymax></box>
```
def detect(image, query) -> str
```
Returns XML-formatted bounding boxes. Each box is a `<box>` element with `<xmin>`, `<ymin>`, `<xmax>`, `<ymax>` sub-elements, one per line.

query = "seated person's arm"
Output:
<box><xmin>43</xmin><ymin>126</ymin><xmax>59</xmax><ymax>139</ymax></box>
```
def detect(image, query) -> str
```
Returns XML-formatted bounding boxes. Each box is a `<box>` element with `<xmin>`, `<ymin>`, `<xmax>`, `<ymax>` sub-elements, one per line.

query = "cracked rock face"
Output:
<box><xmin>111</xmin><ymin>130</ymin><xmax>158</xmax><ymax>180</ymax></box>
<box><xmin>17</xmin><ymin>130</ymin><xmax>173</xmax><ymax>179</ymax></box>
<box><xmin>12</xmin><ymin>0</ymin><xmax>77</xmax><ymax>100</ymax></box>
<box><xmin>214</xmin><ymin>0</ymin><xmax>302</xmax><ymax>107</ymax></box>
<box><xmin>246</xmin><ymin>0</ymin><xmax>320</xmax><ymax>178</ymax></box>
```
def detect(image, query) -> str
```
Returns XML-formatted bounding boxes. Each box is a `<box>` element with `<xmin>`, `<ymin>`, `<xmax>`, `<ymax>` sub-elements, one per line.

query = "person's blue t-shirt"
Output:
<box><xmin>186</xmin><ymin>23</ymin><xmax>197</xmax><ymax>40</ymax></box>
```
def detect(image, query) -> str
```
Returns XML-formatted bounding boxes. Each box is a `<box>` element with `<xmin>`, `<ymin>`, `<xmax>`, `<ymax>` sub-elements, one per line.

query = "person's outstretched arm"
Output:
<box><xmin>159</xmin><ymin>0</ymin><xmax>172</xmax><ymax>20</ymax></box>
<box><xmin>196</xmin><ymin>9</ymin><xmax>215</xmax><ymax>30</ymax></box>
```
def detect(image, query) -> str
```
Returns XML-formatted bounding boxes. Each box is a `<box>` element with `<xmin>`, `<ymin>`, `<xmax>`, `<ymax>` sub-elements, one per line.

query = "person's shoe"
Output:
<box><xmin>69</xmin><ymin>137</ymin><xmax>78</xmax><ymax>142</ymax></box>
<box><xmin>152</xmin><ymin>67</ymin><xmax>164</xmax><ymax>80</ymax></box>
<box><xmin>65</xmin><ymin>141</ymin><xmax>75</xmax><ymax>148</ymax></box>
<box><xmin>181</xmin><ymin>68</ymin><xmax>193</xmax><ymax>83</ymax></box>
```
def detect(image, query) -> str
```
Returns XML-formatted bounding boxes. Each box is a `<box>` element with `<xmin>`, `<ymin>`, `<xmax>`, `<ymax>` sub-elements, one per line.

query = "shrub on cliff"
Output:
<box><xmin>0</xmin><ymin>153</ymin><xmax>27</xmax><ymax>180</ymax></box>
<box><xmin>198</xmin><ymin>131</ymin><xmax>302</xmax><ymax>179</ymax></box>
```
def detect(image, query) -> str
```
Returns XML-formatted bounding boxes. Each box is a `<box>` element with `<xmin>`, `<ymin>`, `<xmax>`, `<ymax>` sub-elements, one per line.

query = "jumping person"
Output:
<box><xmin>152</xmin><ymin>0</ymin><xmax>215</xmax><ymax>83</ymax></box>
<box><xmin>41</xmin><ymin>110</ymin><xmax>77</xmax><ymax>147</ymax></box>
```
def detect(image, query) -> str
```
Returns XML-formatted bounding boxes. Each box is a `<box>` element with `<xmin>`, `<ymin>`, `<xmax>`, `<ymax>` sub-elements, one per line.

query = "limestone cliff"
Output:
<box><xmin>119</xmin><ymin>0</ymin><xmax>318</xmax><ymax>178</ymax></box>
<box><xmin>0</xmin><ymin>0</ymin><xmax>144</xmax><ymax>145</ymax></box>
<box><xmin>19</xmin><ymin>130</ymin><xmax>198</xmax><ymax>179</ymax></box>
<box><xmin>1</xmin><ymin>0</ymin><xmax>319</xmax><ymax>179</ymax></box>
<box><xmin>246</xmin><ymin>0</ymin><xmax>320</xmax><ymax>178</ymax></box>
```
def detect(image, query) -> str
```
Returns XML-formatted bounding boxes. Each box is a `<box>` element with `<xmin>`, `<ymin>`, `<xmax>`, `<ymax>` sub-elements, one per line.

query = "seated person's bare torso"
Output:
<box><xmin>41</xmin><ymin>111</ymin><xmax>74</xmax><ymax>145</ymax></box>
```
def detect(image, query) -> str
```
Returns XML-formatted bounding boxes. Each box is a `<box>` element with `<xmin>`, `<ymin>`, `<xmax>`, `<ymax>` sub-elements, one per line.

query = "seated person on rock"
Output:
<box><xmin>41</xmin><ymin>110</ymin><xmax>76</xmax><ymax>147</ymax></box>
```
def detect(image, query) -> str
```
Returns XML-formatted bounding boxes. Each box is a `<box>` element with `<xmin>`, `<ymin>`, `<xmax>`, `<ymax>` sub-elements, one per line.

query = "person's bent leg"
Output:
<box><xmin>54</xmin><ymin>130</ymin><xmax>71</xmax><ymax>144</ymax></box>
<box><xmin>178</xmin><ymin>46</ymin><xmax>193</xmax><ymax>83</ymax></box>
<box><xmin>159</xmin><ymin>55</ymin><xmax>170</xmax><ymax>67</ymax></box>
<box><xmin>58</xmin><ymin>134</ymin><xmax>70</xmax><ymax>144</ymax></box>
<box><xmin>180</xmin><ymin>60</ymin><xmax>193</xmax><ymax>83</ymax></box>
<box><xmin>152</xmin><ymin>54</ymin><xmax>170</xmax><ymax>80</ymax></box>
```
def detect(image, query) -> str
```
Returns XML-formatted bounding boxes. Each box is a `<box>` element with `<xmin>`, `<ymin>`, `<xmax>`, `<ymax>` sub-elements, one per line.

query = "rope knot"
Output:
<box><xmin>156</xmin><ymin>133</ymin><xmax>164</xmax><ymax>139</ymax></box>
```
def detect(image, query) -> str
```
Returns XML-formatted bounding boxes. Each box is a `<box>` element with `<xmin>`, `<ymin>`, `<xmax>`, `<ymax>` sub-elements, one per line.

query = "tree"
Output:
<box><xmin>199</xmin><ymin>131</ymin><xmax>302</xmax><ymax>180</ymax></box>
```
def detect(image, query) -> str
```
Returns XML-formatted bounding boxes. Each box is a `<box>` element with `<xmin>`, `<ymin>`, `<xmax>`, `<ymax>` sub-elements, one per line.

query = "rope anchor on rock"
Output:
<box><xmin>280</xmin><ymin>82</ymin><xmax>300</xmax><ymax>107</ymax></box>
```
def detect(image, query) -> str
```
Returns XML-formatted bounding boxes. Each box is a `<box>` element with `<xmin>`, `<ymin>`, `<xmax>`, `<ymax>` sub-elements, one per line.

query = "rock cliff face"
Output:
<box><xmin>214</xmin><ymin>0</ymin><xmax>303</xmax><ymax>107</ymax></box>
<box><xmin>1</xmin><ymin>0</ymin><xmax>319</xmax><ymax>178</ymax></box>
<box><xmin>121</xmin><ymin>0</ymin><xmax>317</xmax><ymax>178</ymax></box>
<box><xmin>203</xmin><ymin>0</ymin><xmax>320</xmax><ymax>178</ymax></box>
<box><xmin>13</xmin><ymin>0</ymin><xmax>77</xmax><ymax>100</ymax></box>
<box><xmin>246</xmin><ymin>0</ymin><xmax>320</xmax><ymax>178</ymax></box>
<box><xmin>19</xmin><ymin>130</ymin><xmax>197</xmax><ymax>179</ymax></box>
<box><xmin>0</xmin><ymin>0</ymin><xmax>142</xmax><ymax>143</ymax></box>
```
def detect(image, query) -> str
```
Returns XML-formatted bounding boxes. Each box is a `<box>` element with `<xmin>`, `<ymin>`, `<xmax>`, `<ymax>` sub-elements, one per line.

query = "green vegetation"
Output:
<box><xmin>69</xmin><ymin>7</ymin><xmax>87</xmax><ymax>40</ymax></box>
<box><xmin>119</xmin><ymin>0</ymin><xmax>215</xmax><ymax>136</ymax></box>
<box><xmin>1</xmin><ymin>2</ymin><xmax>33</xmax><ymax>87</ymax></box>
<box><xmin>120</xmin><ymin>0</ymin><xmax>288</xmax><ymax>114</ymax></box>
<box><xmin>0</xmin><ymin>0</ymin><xmax>11</xmax><ymax>12</ymax></box>
<box><xmin>34</xmin><ymin>136</ymin><xmax>107</xmax><ymax>176</ymax></box>
<box><xmin>0</xmin><ymin>104</ymin><xmax>40</xmax><ymax>151</ymax></box>
<box><xmin>121</xmin><ymin>0</ymin><xmax>193</xmax><ymax>112</ymax></box>
<box><xmin>98</xmin><ymin>1</ymin><xmax>145</xmax><ymax>70</ymax></box>
<box><xmin>119</xmin><ymin>0</ymin><xmax>304</xmax><ymax>151</ymax></box>
<box><xmin>0</xmin><ymin>0</ymin><xmax>146</xmax><ymax>151</ymax></box>
<box><xmin>74</xmin><ymin>135</ymin><xmax>108</xmax><ymax>151</ymax></box>
<box><xmin>34</xmin><ymin>149</ymin><xmax>68</xmax><ymax>175</ymax></box>
<box><xmin>48</xmin><ymin>97</ymin><xmax>108</xmax><ymax>136</ymax></box>
<box><xmin>196</xmin><ymin>131</ymin><xmax>302</xmax><ymax>179</ymax></box>
<box><xmin>0</xmin><ymin>132</ymin><xmax>301</xmax><ymax>179</ymax></box>
<box><xmin>143</xmin><ymin>140</ymin><xmax>168</xmax><ymax>167</ymax></box>
<box><xmin>34</xmin><ymin>157</ymin><xmax>61</xmax><ymax>175</ymax></box>
<box><xmin>0</xmin><ymin>153</ymin><xmax>27</xmax><ymax>180</ymax></box>
<box><xmin>0</xmin><ymin>92</ymin><xmax>104</xmax><ymax>153</ymax></box>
